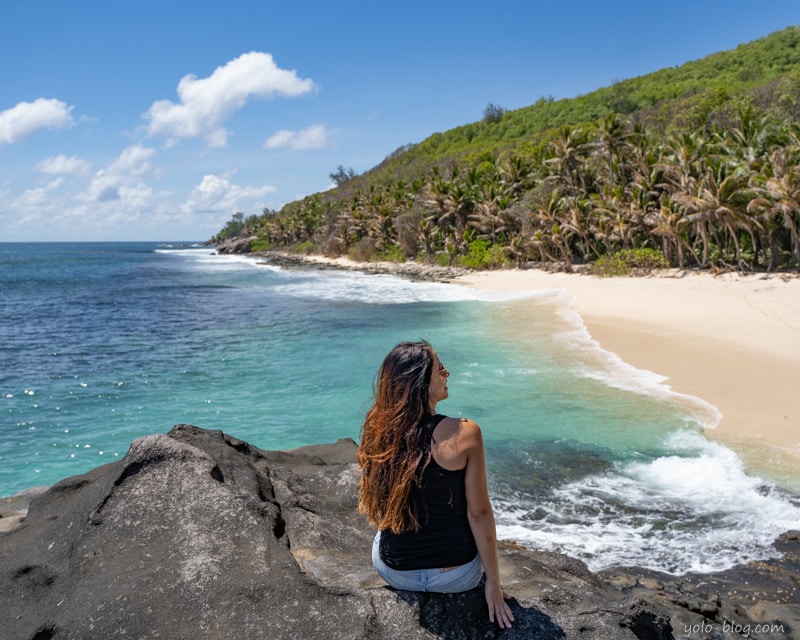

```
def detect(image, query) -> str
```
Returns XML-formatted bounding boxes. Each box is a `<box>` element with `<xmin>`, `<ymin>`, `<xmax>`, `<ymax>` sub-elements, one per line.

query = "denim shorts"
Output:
<box><xmin>371</xmin><ymin>531</ymin><xmax>483</xmax><ymax>593</ymax></box>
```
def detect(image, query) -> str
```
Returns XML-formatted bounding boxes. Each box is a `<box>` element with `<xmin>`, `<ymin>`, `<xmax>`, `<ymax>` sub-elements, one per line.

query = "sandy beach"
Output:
<box><xmin>457</xmin><ymin>268</ymin><xmax>800</xmax><ymax>490</ymax></box>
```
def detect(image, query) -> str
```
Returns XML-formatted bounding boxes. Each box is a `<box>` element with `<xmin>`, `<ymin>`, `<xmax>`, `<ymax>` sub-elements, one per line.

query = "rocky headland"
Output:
<box><xmin>214</xmin><ymin>238</ymin><xmax>475</xmax><ymax>281</ymax></box>
<box><xmin>1</xmin><ymin>425</ymin><xmax>797</xmax><ymax>639</ymax></box>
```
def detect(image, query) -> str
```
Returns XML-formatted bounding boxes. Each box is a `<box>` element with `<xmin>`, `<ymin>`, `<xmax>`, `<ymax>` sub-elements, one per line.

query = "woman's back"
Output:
<box><xmin>378</xmin><ymin>415</ymin><xmax>478</xmax><ymax>570</ymax></box>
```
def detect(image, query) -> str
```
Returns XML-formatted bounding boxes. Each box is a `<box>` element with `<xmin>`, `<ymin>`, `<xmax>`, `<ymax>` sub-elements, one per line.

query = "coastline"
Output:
<box><xmin>5</xmin><ymin>245</ymin><xmax>798</xmax><ymax>632</ymax></box>
<box><xmin>260</xmin><ymin>252</ymin><xmax>800</xmax><ymax>490</ymax></box>
<box><xmin>457</xmin><ymin>268</ymin><xmax>800</xmax><ymax>491</ymax></box>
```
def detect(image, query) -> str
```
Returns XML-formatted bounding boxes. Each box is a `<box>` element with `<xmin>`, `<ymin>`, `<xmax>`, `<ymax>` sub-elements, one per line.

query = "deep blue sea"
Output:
<box><xmin>2</xmin><ymin>242</ymin><xmax>798</xmax><ymax>575</ymax></box>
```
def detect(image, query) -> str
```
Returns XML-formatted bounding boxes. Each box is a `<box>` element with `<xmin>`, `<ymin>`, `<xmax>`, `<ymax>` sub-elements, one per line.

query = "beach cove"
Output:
<box><xmin>456</xmin><ymin>268</ymin><xmax>800</xmax><ymax>492</ymax></box>
<box><xmin>286</xmin><ymin>250</ymin><xmax>800</xmax><ymax>491</ymax></box>
<box><xmin>2</xmin><ymin>243</ymin><xmax>799</xmax><ymax>635</ymax></box>
<box><xmin>3</xmin><ymin>243</ymin><xmax>798</xmax><ymax>577</ymax></box>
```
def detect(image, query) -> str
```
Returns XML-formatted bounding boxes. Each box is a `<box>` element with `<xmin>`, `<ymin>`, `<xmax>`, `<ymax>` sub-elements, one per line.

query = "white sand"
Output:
<box><xmin>457</xmin><ymin>269</ymin><xmax>800</xmax><ymax>489</ymax></box>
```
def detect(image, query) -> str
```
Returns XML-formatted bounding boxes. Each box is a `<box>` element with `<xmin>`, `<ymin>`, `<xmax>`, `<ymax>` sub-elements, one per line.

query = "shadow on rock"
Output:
<box><xmin>392</xmin><ymin>583</ymin><xmax>566</xmax><ymax>639</ymax></box>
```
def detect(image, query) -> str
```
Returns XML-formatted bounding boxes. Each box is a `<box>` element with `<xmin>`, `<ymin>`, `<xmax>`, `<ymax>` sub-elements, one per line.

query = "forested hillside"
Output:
<box><xmin>215</xmin><ymin>25</ymin><xmax>800</xmax><ymax>273</ymax></box>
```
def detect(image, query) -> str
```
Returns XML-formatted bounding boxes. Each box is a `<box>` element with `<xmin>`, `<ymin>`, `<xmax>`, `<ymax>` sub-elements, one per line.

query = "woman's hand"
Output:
<box><xmin>485</xmin><ymin>579</ymin><xmax>514</xmax><ymax>628</ymax></box>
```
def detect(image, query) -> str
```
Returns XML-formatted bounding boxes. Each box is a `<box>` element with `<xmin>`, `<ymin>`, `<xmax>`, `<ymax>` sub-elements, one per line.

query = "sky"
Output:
<box><xmin>2</xmin><ymin>2</ymin><xmax>799</xmax><ymax>242</ymax></box>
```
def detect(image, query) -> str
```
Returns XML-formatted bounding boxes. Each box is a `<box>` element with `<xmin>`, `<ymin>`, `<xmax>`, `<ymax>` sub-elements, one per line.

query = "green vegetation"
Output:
<box><xmin>458</xmin><ymin>238</ymin><xmax>510</xmax><ymax>269</ymax></box>
<box><xmin>214</xmin><ymin>25</ymin><xmax>800</xmax><ymax>273</ymax></box>
<box><xmin>592</xmin><ymin>248</ymin><xmax>670</xmax><ymax>277</ymax></box>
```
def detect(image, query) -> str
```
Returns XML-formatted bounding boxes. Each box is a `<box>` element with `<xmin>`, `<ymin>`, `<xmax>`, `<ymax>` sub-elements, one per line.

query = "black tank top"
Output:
<box><xmin>379</xmin><ymin>415</ymin><xmax>479</xmax><ymax>570</ymax></box>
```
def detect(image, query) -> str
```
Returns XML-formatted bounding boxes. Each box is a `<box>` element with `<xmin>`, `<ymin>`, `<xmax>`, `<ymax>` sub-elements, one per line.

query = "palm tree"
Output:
<box><xmin>746</xmin><ymin>196</ymin><xmax>784</xmax><ymax>271</ymax></box>
<box><xmin>559</xmin><ymin>195</ymin><xmax>597</xmax><ymax>259</ymax></box>
<box><xmin>417</xmin><ymin>217</ymin><xmax>440</xmax><ymax>258</ymax></box>
<box><xmin>506</xmin><ymin>231</ymin><xmax>530</xmax><ymax>267</ymax></box>
<box><xmin>545</xmin><ymin>125</ymin><xmax>590</xmax><ymax>196</ymax></box>
<box><xmin>534</xmin><ymin>189</ymin><xmax>575</xmax><ymax>271</ymax></box>
<box><xmin>663</xmin><ymin>131</ymin><xmax>714</xmax><ymax>266</ymax></box>
<box><xmin>646</xmin><ymin>199</ymin><xmax>700</xmax><ymax>268</ymax></box>
<box><xmin>757</xmin><ymin>147</ymin><xmax>800</xmax><ymax>269</ymax></box>
<box><xmin>673</xmin><ymin>160</ymin><xmax>755</xmax><ymax>269</ymax></box>
<box><xmin>594</xmin><ymin>113</ymin><xmax>632</xmax><ymax>187</ymax></box>
<box><xmin>671</xmin><ymin>177</ymin><xmax>714</xmax><ymax>268</ymax></box>
<box><xmin>716</xmin><ymin>102</ymin><xmax>780</xmax><ymax>170</ymax></box>
<box><xmin>662</xmin><ymin>131</ymin><xmax>709</xmax><ymax>186</ymax></box>
<box><xmin>498</xmin><ymin>153</ymin><xmax>536</xmax><ymax>197</ymax></box>
<box><xmin>363</xmin><ymin>186</ymin><xmax>396</xmax><ymax>251</ymax></box>
<box><xmin>474</xmin><ymin>177</ymin><xmax>518</xmax><ymax>245</ymax></box>
<box><xmin>529</xmin><ymin>229</ymin><xmax>559</xmax><ymax>264</ymax></box>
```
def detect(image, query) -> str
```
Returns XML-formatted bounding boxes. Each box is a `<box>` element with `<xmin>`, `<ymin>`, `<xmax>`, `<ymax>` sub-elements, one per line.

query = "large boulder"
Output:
<box><xmin>215</xmin><ymin>237</ymin><xmax>256</xmax><ymax>254</ymax></box>
<box><xmin>0</xmin><ymin>425</ymin><xmax>672</xmax><ymax>639</ymax></box>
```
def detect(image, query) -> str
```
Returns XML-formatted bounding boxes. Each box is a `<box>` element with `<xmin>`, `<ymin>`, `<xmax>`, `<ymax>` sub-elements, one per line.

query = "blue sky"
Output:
<box><xmin>2</xmin><ymin>1</ymin><xmax>799</xmax><ymax>242</ymax></box>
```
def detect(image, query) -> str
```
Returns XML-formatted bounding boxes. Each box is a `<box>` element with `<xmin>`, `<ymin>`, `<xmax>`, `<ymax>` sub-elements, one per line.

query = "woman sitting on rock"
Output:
<box><xmin>357</xmin><ymin>340</ymin><xmax>514</xmax><ymax>629</ymax></box>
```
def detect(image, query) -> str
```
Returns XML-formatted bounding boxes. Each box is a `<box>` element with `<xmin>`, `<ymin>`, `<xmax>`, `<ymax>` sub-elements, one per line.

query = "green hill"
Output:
<box><xmin>216</xmin><ymin>24</ymin><xmax>800</xmax><ymax>274</ymax></box>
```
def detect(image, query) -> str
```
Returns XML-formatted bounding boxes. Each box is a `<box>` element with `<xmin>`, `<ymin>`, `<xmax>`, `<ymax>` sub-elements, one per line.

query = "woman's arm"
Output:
<box><xmin>461</xmin><ymin>419</ymin><xmax>514</xmax><ymax>629</ymax></box>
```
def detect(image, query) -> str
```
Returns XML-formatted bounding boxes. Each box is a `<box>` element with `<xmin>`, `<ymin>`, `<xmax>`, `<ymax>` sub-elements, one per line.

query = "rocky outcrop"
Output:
<box><xmin>215</xmin><ymin>236</ymin><xmax>257</xmax><ymax>254</ymax></box>
<box><xmin>599</xmin><ymin>537</ymin><xmax>800</xmax><ymax>640</ymax></box>
<box><xmin>253</xmin><ymin>250</ymin><xmax>472</xmax><ymax>282</ymax></box>
<box><xmin>0</xmin><ymin>425</ymin><xmax>672</xmax><ymax>640</ymax></box>
<box><xmin>210</xmin><ymin>242</ymin><xmax>472</xmax><ymax>280</ymax></box>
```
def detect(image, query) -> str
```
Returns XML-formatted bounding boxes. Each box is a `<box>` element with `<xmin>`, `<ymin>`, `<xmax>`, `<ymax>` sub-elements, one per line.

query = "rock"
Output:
<box><xmin>0</xmin><ymin>425</ymin><xmax>672</xmax><ymax>639</ymax></box>
<box><xmin>599</xmin><ymin>545</ymin><xmax>800</xmax><ymax>640</ymax></box>
<box><xmin>215</xmin><ymin>236</ymin><xmax>257</xmax><ymax>254</ymax></box>
<box><xmin>253</xmin><ymin>250</ymin><xmax>472</xmax><ymax>282</ymax></box>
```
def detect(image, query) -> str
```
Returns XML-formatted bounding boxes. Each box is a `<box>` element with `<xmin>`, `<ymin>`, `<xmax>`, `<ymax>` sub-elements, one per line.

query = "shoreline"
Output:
<box><xmin>257</xmin><ymin>251</ymin><xmax>800</xmax><ymax>490</ymax></box>
<box><xmin>457</xmin><ymin>268</ymin><xmax>800</xmax><ymax>491</ymax></box>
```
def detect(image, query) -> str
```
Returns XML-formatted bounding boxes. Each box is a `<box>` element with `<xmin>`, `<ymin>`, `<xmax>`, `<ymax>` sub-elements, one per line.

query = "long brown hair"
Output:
<box><xmin>357</xmin><ymin>340</ymin><xmax>436</xmax><ymax>533</ymax></box>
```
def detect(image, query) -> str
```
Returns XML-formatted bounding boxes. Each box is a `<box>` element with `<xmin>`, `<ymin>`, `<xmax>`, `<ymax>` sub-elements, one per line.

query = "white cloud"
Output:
<box><xmin>85</xmin><ymin>144</ymin><xmax>156</xmax><ymax>202</ymax></box>
<box><xmin>2</xmin><ymin>143</ymin><xmax>275</xmax><ymax>241</ymax></box>
<box><xmin>264</xmin><ymin>130</ymin><xmax>295</xmax><ymax>149</ymax></box>
<box><xmin>0</xmin><ymin>98</ymin><xmax>75</xmax><ymax>145</ymax></box>
<box><xmin>182</xmin><ymin>174</ymin><xmax>276</xmax><ymax>214</ymax></box>
<box><xmin>12</xmin><ymin>178</ymin><xmax>65</xmax><ymax>213</ymax></box>
<box><xmin>36</xmin><ymin>154</ymin><xmax>91</xmax><ymax>176</ymax></box>
<box><xmin>144</xmin><ymin>52</ymin><xmax>315</xmax><ymax>148</ymax></box>
<box><xmin>264</xmin><ymin>124</ymin><xmax>330</xmax><ymax>150</ymax></box>
<box><xmin>116</xmin><ymin>183</ymin><xmax>155</xmax><ymax>210</ymax></box>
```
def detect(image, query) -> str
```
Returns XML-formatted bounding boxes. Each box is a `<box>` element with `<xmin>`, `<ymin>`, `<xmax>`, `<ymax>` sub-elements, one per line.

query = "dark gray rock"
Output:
<box><xmin>0</xmin><ymin>425</ymin><xmax>672</xmax><ymax>639</ymax></box>
<box><xmin>599</xmin><ymin>534</ymin><xmax>800</xmax><ymax>640</ymax></box>
<box><xmin>215</xmin><ymin>237</ymin><xmax>257</xmax><ymax>254</ymax></box>
<box><xmin>253</xmin><ymin>250</ymin><xmax>472</xmax><ymax>282</ymax></box>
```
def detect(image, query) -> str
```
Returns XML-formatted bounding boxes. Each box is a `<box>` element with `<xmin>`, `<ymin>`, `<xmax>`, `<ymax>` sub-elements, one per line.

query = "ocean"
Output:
<box><xmin>1</xmin><ymin>242</ymin><xmax>798</xmax><ymax>575</ymax></box>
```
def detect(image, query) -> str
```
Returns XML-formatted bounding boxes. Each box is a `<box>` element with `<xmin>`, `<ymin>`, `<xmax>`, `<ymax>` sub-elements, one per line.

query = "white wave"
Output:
<box><xmin>161</xmin><ymin>251</ymin><xmax>552</xmax><ymax>302</ymax></box>
<box><xmin>156</xmin><ymin>248</ymin><xmax>282</xmax><ymax>273</ymax></box>
<box><xmin>271</xmin><ymin>268</ymin><xmax>544</xmax><ymax>305</ymax></box>
<box><xmin>495</xmin><ymin>430</ymin><xmax>800</xmax><ymax>574</ymax></box>
<box><xmin>537</xmin><ymin>292</ymin><xmax>723</xmax><ymax>429</ymax></box>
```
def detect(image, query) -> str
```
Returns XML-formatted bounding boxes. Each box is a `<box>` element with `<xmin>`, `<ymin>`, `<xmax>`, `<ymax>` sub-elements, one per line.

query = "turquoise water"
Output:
<box><xmin>1</xmin><ymin>242</ymin><xmax>798</xmax><ymax>574</ymax></box>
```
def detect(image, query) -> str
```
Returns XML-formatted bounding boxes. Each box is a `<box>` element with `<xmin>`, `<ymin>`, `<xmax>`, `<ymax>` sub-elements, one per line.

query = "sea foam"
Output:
<box><xmin>495</xmin><ymin>429</ymin><xmax>800</xmax><ymax>574</ymax></box>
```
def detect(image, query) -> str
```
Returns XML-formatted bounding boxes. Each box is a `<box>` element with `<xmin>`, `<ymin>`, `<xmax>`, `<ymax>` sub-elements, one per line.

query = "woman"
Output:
<box><xmin>357</xmin><ymin>340</ymin><xmax>514</xmax><ymax>629</ymax></box>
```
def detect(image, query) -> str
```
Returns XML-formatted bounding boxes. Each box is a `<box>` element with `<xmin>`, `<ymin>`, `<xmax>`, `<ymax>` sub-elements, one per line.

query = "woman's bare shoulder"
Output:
<box><xmin>436</xmin><ymin>415</ymin><xmax>478</xmax><ymax>431</ymax></box>
<box><xmin>456</xmin><ymin>417</ymin><xmax>482</xmax><ymax>436</ymax></box>
<box><xmin>435</xmin><ymin>416</ymin><xmax>482</xmax><ymax>446</ymax></box>
<box><xmin>431</xmin><ymin>416</ymin><xmax>482</xmax><ymax>469</ymax></box>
